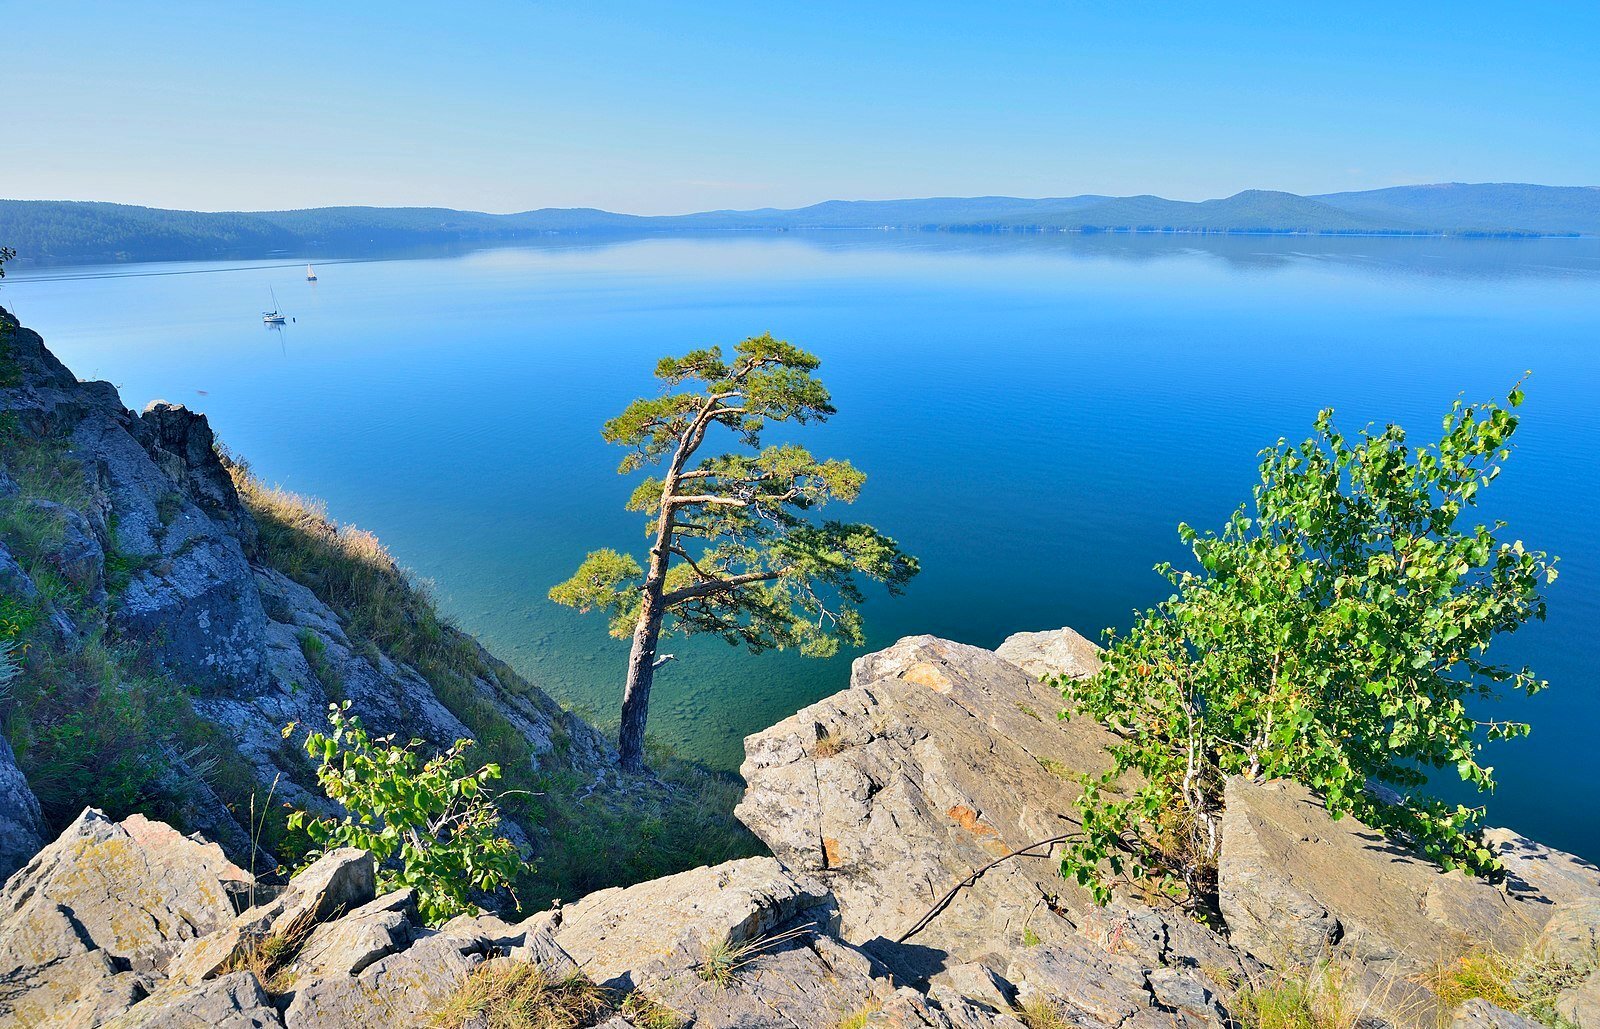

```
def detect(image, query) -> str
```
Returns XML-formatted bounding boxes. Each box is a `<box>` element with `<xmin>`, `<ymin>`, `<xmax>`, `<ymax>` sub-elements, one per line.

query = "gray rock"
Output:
<box><xmin>1556</xmin><ymin>976</ymin><xmax>1599</xmax><ymax>1028</ymax></box>
<box><xmin>1219</xmin><ymin>778</ymin><xmax>1546</xmax><ymax>975</ymax></box>
<box><xmin>1483</xmin><ymin>827</ymin><xmax>1600</xmax><ymax>908</ymax></box>
<box><xmin>640</xmin><ymin>930</ymin><xmax>896</xmax><ymax>1029</ymax></box>
<box><xmin>551</xmin><ymin>856</ymin><xmax>834</xmax><ymax>991</ymax></box>
<box><xmin>1005</xmin><ymin>938</ymin><xmax>1153</xmax><ymax>1028</ymax></box>
<box><xmin>115</xmin><ymin>531</ymin><xmax>272</xmax><ymax>691</ymax></box>
<box><xmin>0</xmin><ymin>948</ymin><xmax>150</xmax><ymax>1028</ymax></box>
<box><xmin>507</xmin><ymin>927</ymin><xmax>581</xmax><ymax>979</ymax></box>
<box><xmin>0</xmin><ymin>810</ymin><xmax>251</xmax><ymax>1026</ymax></box>
<box><xmin>737</xmin><ymin>635</ymin><xmax>1121</xmax><ymax>976</ymax></box>
<box><xmin>135</xmin><ymin>401</ymin><xmax>257</xmax><ymax>545</ymax></box>
<box><xmin>282</xmin><ymin>929</ymin><xmax>489</xmax><ymax>1028</ymax></box>
<box><xmin>281</xmin><ymin>888</ymin><xmax>416</xmax><ymax>983</ymax></box>
<box><xmin>0</xmin><ymin>809</ymin><xmax>250</xmax><ymax>976</ymax></box>
<box><xmin>994</xmin><ymin>626</ymin><xmax>1103</xmax><ymax>682</ymax></box>
<box><xmin>0</xmin><ymin>539</ymin><xmax>39</xmax><ymax>601</ymax></box>
<box><xmin>1449</xmin><ymin>997</ymin><xmax>1543</xmax><ymax>1029</ymax></box>
<box><xmin>168</xmin><ymin>847</ymin><xmax>375</xmax><ymax>985</ymax></box>
<box><xmin>102</xmin><ymin>970</ymin><xmax>284</xmax><ymax>1028</ymax></box>
<box><xmin>0</xmin><ymin>734</ymin><xmax>45</xmax><ymax>884</ymax></box>
<box><xmin>1537</xmin><ymin>901</ymin><xmax>1600</xmax><ymax>969</ymax></box>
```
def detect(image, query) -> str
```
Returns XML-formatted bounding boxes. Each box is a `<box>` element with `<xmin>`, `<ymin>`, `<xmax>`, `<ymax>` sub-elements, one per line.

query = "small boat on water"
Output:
<box><xmin>306</xmin><ymin>264</ymin><xmax>318</xmax><ymax>282</ymax></box>
<box><xmin>263</xmin><ymin>287</ymin><xmax>287</xmax><ymax>325</ymax></box>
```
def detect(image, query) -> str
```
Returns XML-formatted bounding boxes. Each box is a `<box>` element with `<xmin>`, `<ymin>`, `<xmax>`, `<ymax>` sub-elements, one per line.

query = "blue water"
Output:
<box><xmin>4</xmin><ymin>232</ymin><xmax>1597</xmax><ymax>860</ymax></box>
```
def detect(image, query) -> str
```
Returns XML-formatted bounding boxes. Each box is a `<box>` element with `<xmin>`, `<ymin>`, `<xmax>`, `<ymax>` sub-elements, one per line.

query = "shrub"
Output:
<box><xmin>1060</xmin><ymin>389</ymin><xmax>1557</xmax><ymax>905</ymax></box>
<box><xmin>288</xmin><ymin>701</ymin><xmax>522</xmax><ymax>926</ymax></box>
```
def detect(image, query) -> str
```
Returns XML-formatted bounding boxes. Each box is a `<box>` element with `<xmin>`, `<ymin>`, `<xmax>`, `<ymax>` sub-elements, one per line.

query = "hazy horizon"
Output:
<box><xmin>6</xmin><ymin>180</ymin><xmax>1598</xmax><ymax>220</ymax></box>
<box><xmin>6</xmin><ymin>2</ymin><xmax>1597</xmax><ymax>215</ymax></box>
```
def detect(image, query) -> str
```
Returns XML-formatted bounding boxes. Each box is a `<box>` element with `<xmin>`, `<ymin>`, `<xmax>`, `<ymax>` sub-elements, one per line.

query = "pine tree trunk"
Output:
<box><xmin>617</xmin><ymin>592</ymin><xmax>663</xmax><ymax>772</ymax></box>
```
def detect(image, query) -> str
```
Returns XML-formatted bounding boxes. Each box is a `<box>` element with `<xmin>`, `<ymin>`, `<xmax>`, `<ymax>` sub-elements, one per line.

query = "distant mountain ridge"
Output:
<box><xmin>2</xmin><ymin>182</ymin><xmax>1596</xmax><ymax>263</ymax></box>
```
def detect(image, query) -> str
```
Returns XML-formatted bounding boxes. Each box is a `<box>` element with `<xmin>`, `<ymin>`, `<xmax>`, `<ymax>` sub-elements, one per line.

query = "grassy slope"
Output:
<box><xmin>228</xmin><ymin>460</ymin><xmax>761</xmax><ymax>910</ymax></box>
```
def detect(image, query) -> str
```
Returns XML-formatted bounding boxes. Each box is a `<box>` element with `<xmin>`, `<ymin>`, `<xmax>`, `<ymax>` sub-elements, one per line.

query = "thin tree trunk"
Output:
<box><xmin>615</xmin><ymin>402</ymin><xmax>719</xmax><ymax>771</ymax></box>
<box><xmin>618</xmin><ymin>588</ymin><xmax>664</xmax><ymax>772</ymax></box>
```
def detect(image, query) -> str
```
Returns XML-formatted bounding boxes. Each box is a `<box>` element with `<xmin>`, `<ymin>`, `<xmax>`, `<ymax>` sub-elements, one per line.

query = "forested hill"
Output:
<box><xmin>3</xmin><ymin>182</ymin><xmax>1596</xmax><ymax>263</ymax></box>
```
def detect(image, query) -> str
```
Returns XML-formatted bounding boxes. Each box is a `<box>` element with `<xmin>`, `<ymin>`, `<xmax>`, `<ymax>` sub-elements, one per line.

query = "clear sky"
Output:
<box><xmin>5</xmin><ymin>1</ymin><xmax>1597</xmax><ymax>214</ymax></box>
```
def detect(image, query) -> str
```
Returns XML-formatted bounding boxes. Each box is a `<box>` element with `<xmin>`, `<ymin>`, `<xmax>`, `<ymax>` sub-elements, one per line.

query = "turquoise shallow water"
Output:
<box><xmin>4</xmin><ymin>231</ymin><xmax>1597</xmax><ymax>859</ymax></box>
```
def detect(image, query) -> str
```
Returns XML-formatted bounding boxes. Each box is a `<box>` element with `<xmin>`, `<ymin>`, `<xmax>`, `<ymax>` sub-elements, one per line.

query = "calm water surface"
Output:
<box><xmin>5</xmin><ymin>232</ymin><xmax>1597</xmax><ymax>859</ymax></box>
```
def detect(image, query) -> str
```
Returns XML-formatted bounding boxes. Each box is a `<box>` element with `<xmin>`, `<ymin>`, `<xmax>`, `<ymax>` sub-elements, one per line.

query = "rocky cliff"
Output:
<box><xmin>2</xmin><ymin>628</ymin><xmax>1595</xmax><ymax>1028</ymax></box>
<box><xmin>0</xmin><ymin>306</ymin><xmax>753</xmax><ymax>899</ymax></box>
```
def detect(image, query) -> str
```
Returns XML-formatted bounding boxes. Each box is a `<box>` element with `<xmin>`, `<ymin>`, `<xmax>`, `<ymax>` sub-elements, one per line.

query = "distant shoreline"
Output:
<box><xmin>4</xmin><ymin>183</ymin><xmax>1598</xmax><ymax>266</ymax></box>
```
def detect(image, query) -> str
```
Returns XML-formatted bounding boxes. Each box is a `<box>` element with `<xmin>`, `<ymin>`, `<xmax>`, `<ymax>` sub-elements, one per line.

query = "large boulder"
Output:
<box><xmin>542</xmin><ymin>856</ymin><xmax>901</xmax><ymax>1028</ymax></box>
<box><xmin>0</xmin><ymin>809</ymin><xmax>252</xmax><ymax>1026</ymax></box>
<box><xmin>737</xmin><ymin>635</ymin><xmax>1120</xmax><ymax>977</ymax></box>
<box><xmin>994</xmin><ymin>626</ymin><xmax>1103</xmax><ymax>682</ymax></box>
<box><xmin>1217</xmin><ymin>777</ymin><xmax>1584</xmax><ymax>975</ymax></box>
<box><xmin>281</xmin><ymin>929</ymin><xmax>493</xmax><ymax>1028</ymax></box>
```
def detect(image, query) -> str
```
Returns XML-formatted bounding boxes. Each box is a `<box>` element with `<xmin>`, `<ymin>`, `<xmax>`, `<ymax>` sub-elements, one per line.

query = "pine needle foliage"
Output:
<box><xmin>551</xmin><ymin>333</ymin><xmax>918</xmax><ymax>768</ymax></box>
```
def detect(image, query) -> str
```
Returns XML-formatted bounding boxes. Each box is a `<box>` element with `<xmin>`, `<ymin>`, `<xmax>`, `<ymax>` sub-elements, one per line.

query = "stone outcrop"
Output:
<box><xmin>0</xmin><ymin>809</ymin><xmax>252</xmax><ymax>1026</ymax></box>
<box><xmin>737</xmin><ymin>635</ymin><xmax>1121</xmax><ymax>977</ymax></box>
<box><xmin>1217</xmin><ymin>777</ymin><xmax>1559</xmax><ymax>974</ymax></box>
<box><xmin>993</xmin><ymin>625</ymin><xmax>1103</xmax><ymax>682</ymax></box>
<box><xmin>3</xmin><ymin>628</ymin><xmax>1600</xmax><ymax>1027</ymax></box>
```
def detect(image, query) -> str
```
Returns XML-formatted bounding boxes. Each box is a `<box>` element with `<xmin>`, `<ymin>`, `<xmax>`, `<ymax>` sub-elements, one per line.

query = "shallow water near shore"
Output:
<box><xmin>5</xmin><ymin>231</ymin><xmax>1598</xmax><ymax>860</ymax></box>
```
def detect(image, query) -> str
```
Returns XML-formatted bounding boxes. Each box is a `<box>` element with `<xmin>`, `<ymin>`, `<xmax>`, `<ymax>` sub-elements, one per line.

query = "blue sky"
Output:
<box><xmin>5</xmin><ymin>1</ymin><xmax>1597</xmax><ymax>214</ymax></box>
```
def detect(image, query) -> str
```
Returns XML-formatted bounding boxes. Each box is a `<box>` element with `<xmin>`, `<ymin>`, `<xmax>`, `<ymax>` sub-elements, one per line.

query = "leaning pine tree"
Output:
<box><xmin>550</xmin><ymin>334</ymin><xmax>919</xmax><ymax>771</ymax></box>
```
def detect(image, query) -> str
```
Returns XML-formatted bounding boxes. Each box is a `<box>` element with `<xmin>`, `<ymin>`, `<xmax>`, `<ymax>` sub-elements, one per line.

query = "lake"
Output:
<box><xmin>3</xmin><ymin>231</ymin><xmax>1597</xmax><ymax>861</ymax></box>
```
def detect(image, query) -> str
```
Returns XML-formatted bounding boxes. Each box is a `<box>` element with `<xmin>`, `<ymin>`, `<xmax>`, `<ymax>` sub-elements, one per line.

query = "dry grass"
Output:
<box><xmin>1426</xmin><ymin>943</ymin><xmax>1594</xmax><ymax>1027</ymax></box>
<box><xmin>219</xmin><ymin>932</ymin><xmax>302</xmax><ymax>994</ymax></box>
<box><xmin>432</xmin><ymin>960</ymin><xmax>611</xmax><ymax>1029</ymax></box>
<box><xmin>1034</xmin><ymin>755</ymin><xmax>1072</xmax><ymax>778</ymax></box>
<box><xmin>831</xmin><ymin>999</ymin><xmax>883</xmax><ymax>1029</ymax></box>
<box><xmin>696</xmin><ymin>925</ymin><xmax>813</xmax><ymax>988</ymax></box>
<box><xmin>619</xmin><ymin>991</ymin><xmax>686</xmax><ymax>1029</ymax></box>
<box><xmin>814</xmin><ymin>730</ymin><xmax>846</xmax><ymax>758</ymax></box>
<box><xmin>1231</xmin><ymin>964</ymin><xmax>1357</xmax><ymax>1029</ymax></box>
<box><xmin>1015</xmin><ymin>997</ymin><xmax>1075</xmax><ymax>1029</ymax></box>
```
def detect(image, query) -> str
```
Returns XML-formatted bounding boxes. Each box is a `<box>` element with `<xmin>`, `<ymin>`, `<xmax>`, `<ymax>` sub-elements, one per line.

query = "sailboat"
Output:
<box><xmin>306</xmin><ymin>264</ymin><xmax>318</xmax><ymax>282</ymax></box>
<box><xmin>263</xmin><ymin>287</ymin><xmax>287</xmax><ymax>325</ymax></box>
